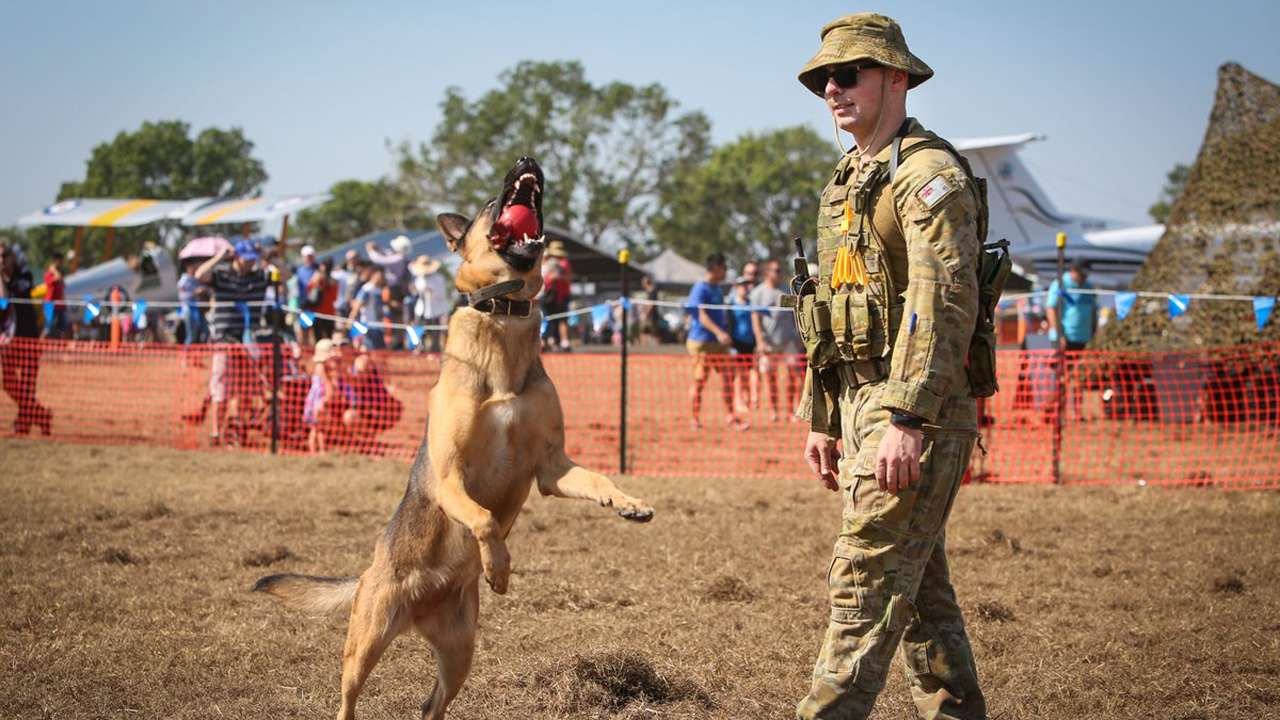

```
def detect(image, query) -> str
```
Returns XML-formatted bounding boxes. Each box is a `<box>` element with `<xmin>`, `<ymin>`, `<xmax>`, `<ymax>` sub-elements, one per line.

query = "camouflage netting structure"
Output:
<box><xmin>1093</xmin><ymin>63</ymin><xmax>1280</xmax><ymax>351</ymax></box>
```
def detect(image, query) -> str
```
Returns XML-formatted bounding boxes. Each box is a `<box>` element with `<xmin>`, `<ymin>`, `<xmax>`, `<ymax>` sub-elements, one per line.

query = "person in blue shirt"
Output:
<box><xmin>685</xmin><ymin>253</ymin><xmax>748</xmax><ymax>431</ymax></box>
<box><xmin>349</xmin><ymin>267</ymin><xmax>388</xmax><ymax>350</ymax></box>
<box><xmin>729</xmin><ymin>276</ymin><xmax>761</xmax><ymax>416</ymax></box>
<box><xmin>177</xmin><ymin>259</ymin><xmax>209</xmax><ymax>347</ymax></box>
<box><xmin>1046</xmin><ymin>260</ymin><xmax>1098</xmax><ymax>350</ymax></box>
<box><xmin>294</xmin><ymin>245</ymin><xmax>318</xmax><ymax>305</ymax></box>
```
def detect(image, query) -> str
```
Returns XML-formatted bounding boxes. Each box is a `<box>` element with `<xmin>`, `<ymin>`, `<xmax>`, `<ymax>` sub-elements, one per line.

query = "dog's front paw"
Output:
<box><xmin>617</xmin><ymin>499</ymin><xmax>655</xmax><ymax>523</ymax></box>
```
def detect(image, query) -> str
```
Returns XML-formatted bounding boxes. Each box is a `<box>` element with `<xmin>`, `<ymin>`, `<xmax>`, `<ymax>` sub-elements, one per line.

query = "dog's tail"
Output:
<box><xmin>252</xmin><ymin>573</ymin><xmax>359</xmax><ymax>613</ymax></box>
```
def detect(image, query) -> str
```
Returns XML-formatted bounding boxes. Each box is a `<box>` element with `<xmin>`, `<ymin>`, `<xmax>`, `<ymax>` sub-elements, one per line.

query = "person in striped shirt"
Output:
<box><xmin>194</xmin><ymin>240</ymin><xmax>288</xmax><ymax>445</ymax></box>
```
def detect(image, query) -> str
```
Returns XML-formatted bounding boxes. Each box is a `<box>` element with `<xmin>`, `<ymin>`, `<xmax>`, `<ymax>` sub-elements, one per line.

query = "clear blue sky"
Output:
<box><xmin>3</xmin><ymin>0</ymin><xmax>1277</xmax><ymax>229</ymax></box>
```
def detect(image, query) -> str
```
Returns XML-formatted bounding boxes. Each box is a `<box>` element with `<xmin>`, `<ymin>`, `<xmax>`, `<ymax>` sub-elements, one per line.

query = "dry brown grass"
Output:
<box><xmin>2</xmin><ymin>438</ymin><xmax>1279</xmax><ymax>719</ymax></box>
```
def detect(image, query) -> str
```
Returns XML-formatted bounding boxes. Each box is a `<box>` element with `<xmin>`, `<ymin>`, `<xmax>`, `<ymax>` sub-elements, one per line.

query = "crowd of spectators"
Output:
<box><xmin>683</xmin><ymin>253</ymin><xmax>804</xmax><ymax>432</ymax></box>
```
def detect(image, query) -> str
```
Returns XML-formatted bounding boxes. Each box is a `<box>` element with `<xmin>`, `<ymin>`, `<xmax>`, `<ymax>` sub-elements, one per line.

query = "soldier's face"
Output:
<box><xmin>825</xmin><ymin>66</ymin><xmax>885</xmax><ymax>134</ymax></box>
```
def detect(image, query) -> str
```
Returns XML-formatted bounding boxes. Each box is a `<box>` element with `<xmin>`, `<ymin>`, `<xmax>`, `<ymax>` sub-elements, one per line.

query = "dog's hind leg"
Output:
<box><xmin>336</xmin><ymin>574</ymin><xmax>408</xmax><ymax>720</ymax></box>
<box><xmin>536</xmin><ymin>448</ymin><xmax>655</xmax><ymax>522</ymax></box>
<box><xmin>416</xmin><ymin>581</ymin><xmax>479</xmax><ymax>720</ymax></box>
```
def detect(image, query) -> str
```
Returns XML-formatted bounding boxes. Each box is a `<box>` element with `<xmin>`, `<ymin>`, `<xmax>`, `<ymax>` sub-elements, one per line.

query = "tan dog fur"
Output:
<box><xmin>254</xmin><ymin>180</ymin><xmax>654</xmax><ymax>720</ymax></box>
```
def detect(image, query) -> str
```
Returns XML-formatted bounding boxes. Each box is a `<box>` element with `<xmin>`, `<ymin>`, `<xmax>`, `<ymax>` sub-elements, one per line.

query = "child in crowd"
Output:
<box><xmin>347</xmin><ymin>350</ymin><xmax>404</xmax><ymax>441</ymax></box>
<box><xmin>303</xmin><ymin>339</ymin><xmax>351</xmax><ymax>453</ymax></box>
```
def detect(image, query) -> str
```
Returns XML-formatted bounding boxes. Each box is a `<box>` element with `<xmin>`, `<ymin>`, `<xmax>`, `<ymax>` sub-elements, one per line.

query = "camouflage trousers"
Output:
<box><xmin>797</xmin><ymin>381</ymin><xmax>986</xmax><ymax>720</ymax></box>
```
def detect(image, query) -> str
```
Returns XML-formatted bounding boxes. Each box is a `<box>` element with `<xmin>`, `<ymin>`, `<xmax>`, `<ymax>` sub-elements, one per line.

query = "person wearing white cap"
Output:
<box><xmin>295</xmin><ymin>244</ymin><xmax>319</xmax><ymax>291</ymax></box>
<box><xmin>292</xmin><ymin>244</ymin><xmax>321</xmax><ymax>345</ymax></box>
<box><xmin>366</xmin><ymin>235</ymin><xmax>413</xmax><ymax>335</ymax></box>
<box><xmin>409</xmin><ymin>255</ymin><xmax>450</xmax><ymax>353</ymax></box>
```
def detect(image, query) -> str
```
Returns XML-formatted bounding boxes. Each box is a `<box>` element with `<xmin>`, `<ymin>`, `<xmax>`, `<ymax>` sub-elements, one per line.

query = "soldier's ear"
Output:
<box><xmin>436</xmin><ymin>213</ymin><xmax>470</xmax><ymax>253</ymax></box>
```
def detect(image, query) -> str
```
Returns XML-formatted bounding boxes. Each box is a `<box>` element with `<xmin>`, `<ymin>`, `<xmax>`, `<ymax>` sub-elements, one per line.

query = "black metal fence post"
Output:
<box><xmin>618</xmin><ymin>249</ymin><xmax>631</xmax><ymax>475</ymax></box>
<box><xmin>270</xmin><ymin>333</ymin><xmax>281</xmax><ymax>455</ymax></box>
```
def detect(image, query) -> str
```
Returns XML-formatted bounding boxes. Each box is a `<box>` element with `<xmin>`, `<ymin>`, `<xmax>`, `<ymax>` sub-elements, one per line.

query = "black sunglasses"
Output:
<box><xmin>808</xmin><ymin>62</ymin><xmax>880</xmax><ymax>94</ymax></box>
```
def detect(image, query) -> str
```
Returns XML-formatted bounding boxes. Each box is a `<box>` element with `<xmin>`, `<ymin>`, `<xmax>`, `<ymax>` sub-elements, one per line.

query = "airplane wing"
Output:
<box><xmin>17</xmin><ymin>198</ymin><xmax>189</xmax><ymax>227</ymax></box>
<box><xmin>952</xmin><ymin>133</ymin><xmax>1042</xmax><ymax>153</ymax></box>
<box><xmin>182</xmin><ymin>194</ymin><xmax>330</xmax><ymax>226</ymax></box>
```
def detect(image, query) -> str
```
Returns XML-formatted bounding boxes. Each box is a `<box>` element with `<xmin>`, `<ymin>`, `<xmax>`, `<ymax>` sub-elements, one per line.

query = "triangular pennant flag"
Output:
<box><xmin>405</xmin><ymin>326</ymin><xmax>422</xmax><ymax>349</ymax></box>
<box><xmin>0</xmin><ymin>297</ymin><xmax>8</xmax><ymax>310</ymax></box>
<box><xmin>1114</xmin><ymin>292</ymin><xmax>1137</xmax><ymax>320</ymax></box>
<box><xmin>350</xmin><ymin>320</ymin><xmax>369</xmax><ymax>338</ymax></box>
<box><xmin>1168</xmin><ymin>294</ymin><xmax>1190</xmax><ymax>318</ymax></box>
<box><xmin>591</xmin><ymin>303</ymin><xmax>611</xmax><ymax>325</ymax></box>
<box><xmin>540</xmin><ymin>315</ymin><xmax>548</xmax><ymax>336</ymax></box>
<box><xmin>83</xmin><ymin>294</ymin><xmax>100</xmax><ymax>322</ymax></box>
<box><xmin>132</xmin><ymin>298</ymin><xmax>149</xmax><ymax>325</ymax></box>
<box><xmin>1255</xmin><ymin>296</ymin><xmax>1275</xmax><ymax>331</ymax></box>
<box><xmin>298</xmin><ymin>311</ymin><xmax>315</xmax><ymax>329</ymax></box>
<box><xmin>620</xmin><ymin>297</ymin><xmax>632</xmax><ymax>311</ymax></box>
<box><xmin>43</xmin><ymin>301</ymin><xmax>55</xmax><ymax>326</ymax></box>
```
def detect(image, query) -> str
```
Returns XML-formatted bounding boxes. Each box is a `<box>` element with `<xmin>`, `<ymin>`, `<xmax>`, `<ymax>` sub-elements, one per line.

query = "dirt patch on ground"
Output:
<box><xmin>2</xmin><ymin>439</ymin><xmax>1279</xmax><ymax>719</ymax></box>
<box><xmin>527</xmin><ymin>649</ymin><xmax>715</xmax><ymax>714</ymax></box>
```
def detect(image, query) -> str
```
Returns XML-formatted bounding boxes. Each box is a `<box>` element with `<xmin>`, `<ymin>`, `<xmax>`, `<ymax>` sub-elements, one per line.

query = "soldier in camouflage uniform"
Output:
<box><xmin>792</xmin><ymin>13</ymin><xmax>988</xmax><ymax>720</ymax></box>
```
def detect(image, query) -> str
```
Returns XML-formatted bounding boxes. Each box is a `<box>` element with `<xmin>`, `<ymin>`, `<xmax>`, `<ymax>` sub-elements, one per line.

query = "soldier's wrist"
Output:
<box><xmin>889</xmin><ymin>410</ymin><xmax>925</xmax><ymax>430</ymax></box>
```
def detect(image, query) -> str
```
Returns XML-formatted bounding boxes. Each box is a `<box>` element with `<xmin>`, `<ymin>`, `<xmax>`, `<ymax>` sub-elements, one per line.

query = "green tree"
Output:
<box><xmin>1148</xmin><ymin>163</ymin><xmax>1190</xmax><ymax>224</ymax></box>
<box><xmin>650</xmin><ymin>126</ymin><xmax>835</xmax><ymax>265</ymax></box>
<box><xmin>27</xmin><ymin>120</ymin><xmax>267</xmax><ymax>269</ymax></box>
<box><xmin>60</xmin><ymin>120</ymin><xmax>265</xmax><ymax>200</ymax></box>
<box><xmin>295</xmin><ymin>178</ymin><xmax>429</xmax><ymax>250</ymax></box>
<box><xmin>393</xmin><ymin>60</ymin><xmax>711</xmax><ymax>247</ymax></box>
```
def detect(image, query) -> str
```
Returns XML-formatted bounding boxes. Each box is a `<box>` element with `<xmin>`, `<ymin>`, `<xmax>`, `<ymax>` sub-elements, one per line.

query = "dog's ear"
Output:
<box><xmin>437</xmin><ymin>213</ymin><xmax>470</xmax><ymax>253</ymax></box>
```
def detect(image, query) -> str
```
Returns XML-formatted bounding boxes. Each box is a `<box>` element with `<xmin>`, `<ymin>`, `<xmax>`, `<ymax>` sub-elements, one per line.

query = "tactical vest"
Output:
<box><xmin>794</xmin><ymin>124</ymin><xmax>1006</xmax><ymax>397</ymax></box>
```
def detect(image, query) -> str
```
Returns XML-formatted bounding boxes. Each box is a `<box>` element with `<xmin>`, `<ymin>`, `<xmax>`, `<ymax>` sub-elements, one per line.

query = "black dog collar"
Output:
<box><xmin>467</xmin><ymin>279</ymin><xmax>531</xmax><ymax>317</ymax></box>
<box><xmin>471</xmin><ymin>296</ymin><xmax>533</xmax><ymax>317</ymax></box>
<box><xmin>468</xmin><ymin>279</ymin><xmax>525</xmax><ymax>304</ymax></box>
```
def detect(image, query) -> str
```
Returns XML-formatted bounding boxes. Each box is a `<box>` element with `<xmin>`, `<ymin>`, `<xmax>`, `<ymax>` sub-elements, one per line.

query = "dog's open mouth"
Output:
<box><xmin>489</xmin><ymin>157</ymin><xmax>545</xmax><ymax>272</ymax></box>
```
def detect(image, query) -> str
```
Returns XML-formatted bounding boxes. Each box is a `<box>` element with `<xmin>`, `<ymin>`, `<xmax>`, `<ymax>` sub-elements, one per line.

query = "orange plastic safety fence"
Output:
<box><xmin>973</xmin><ymin>343</ymin><xmax>1280</xmax><ymax>488</ymax></box>
<box><xmin>2</xmin><ymin>338</ymin><xmax>1278</xmax><ymax>489</ymax></box>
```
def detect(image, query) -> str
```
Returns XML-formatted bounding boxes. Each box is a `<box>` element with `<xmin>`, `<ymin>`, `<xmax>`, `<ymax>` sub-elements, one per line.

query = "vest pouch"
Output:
<box><xmin>967</xmin><ymin>239</ymin><xmax>1012</xmax><ymax>398</ymax></box>
<box><xmin>796</xmin><ymin>292</ymin><xmax>840</xmax><ymax>369</ymax></box>
<box><xmin>811</xmin><ymin>298</ymin><xmax>840</xmax><ymax>368</ymax></box>
<box><xmin>967</xmin><ymin>323</ymin><xmax>999</xmax><ymax>398</ymax></box>
<box><xmin>831</xmin><ymin>291</ymin><xmax>851</xmax><ymax>357</ymax></box>
<box><xmin>843</xmin><ymin>290</ymin><xmax>873</xmax><ymax>361</ymax></box>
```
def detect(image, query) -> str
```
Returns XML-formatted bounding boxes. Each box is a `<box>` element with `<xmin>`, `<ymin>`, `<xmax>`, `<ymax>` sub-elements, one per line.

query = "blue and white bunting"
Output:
<box><xmin>298</xmin><ymin>311</ymin><xmax>315</xmax><ymax>329</ymax></box>
<box><xmin>591</xmin><ymin>303</ymin><xmax>611</xmax><ymax>326</ymax></box>
<box><xmin>132</xmin><ymin>298</ymin><xmax>149</xmax><ymax>326</ymax></box>
<box><xmin>350</xmin><ymin>320</ymin><xmax>369</xmax><ymax>339</ymax></box>
<box><xmin>405</xmin><ymin>325</ymin><xmax>424</xmax><ymax>349</ymax></box>
<box><xmin>0</xmin><ymin>297</ymin><xmax>8</xmax><ymax>310</ymax></box>
<box><xmin>1255</xmin><ymin>296</ymin><xmax>1275</xmax><ymax>331</ymax></box>
<box><xmin>1114</xmin><ymin>292</ymin><xmax>1137</xmax><ymax>320</ymax></box>
<box><xmin>43</xmin><ymin>301</ymin><xmax>55</xmax><ymax>326</ymax></box>
<box><xmin>1168</xmin><ymin>294</ymin><xmax>1190</xmax><ymax>319</ymax></box>
<box><xmin>83</xmin><ymin>295</ymin><xmax>100</xmax><ymax>322</ymax></box>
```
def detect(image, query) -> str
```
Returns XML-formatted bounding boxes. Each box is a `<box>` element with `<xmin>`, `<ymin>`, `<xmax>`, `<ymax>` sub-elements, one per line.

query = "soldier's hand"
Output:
<box><xmin>876</xmin><ymin>425</ymin><xmax>923</xmax><ymax>495</ymax></box>
<box><xmin>804</xmin><ymin>431</ymin><xmax>841</xmax><ymax>492</ymax></box>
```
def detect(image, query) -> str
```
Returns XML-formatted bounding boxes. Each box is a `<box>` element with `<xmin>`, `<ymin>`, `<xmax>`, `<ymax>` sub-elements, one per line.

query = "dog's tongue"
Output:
<box><xmin>494</xmin><ymin>204</ymin><xmax>539</xmax><ymax>242</ymax></box>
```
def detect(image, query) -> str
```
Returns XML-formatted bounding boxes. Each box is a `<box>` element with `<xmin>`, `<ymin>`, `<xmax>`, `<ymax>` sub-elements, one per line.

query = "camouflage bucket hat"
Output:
<box><xmin>798</xmin><ymin>13</ymin><xmax>934</xmax><ymax>96</ymax></box>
